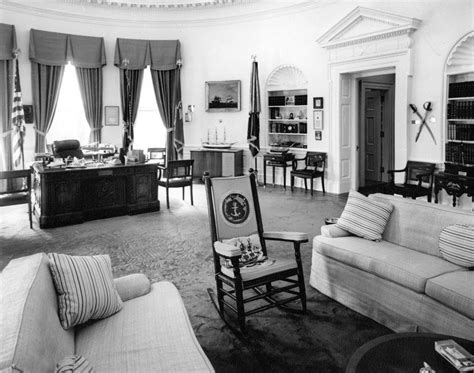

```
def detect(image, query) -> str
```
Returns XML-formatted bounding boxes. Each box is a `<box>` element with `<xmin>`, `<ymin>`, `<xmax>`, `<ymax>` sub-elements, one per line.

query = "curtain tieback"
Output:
<box><xmin>166</xmin><ymin>127</ymin><xmax>174</xmax><ymax>133</ymax></box>
<box><xmin>91</xmin><ymin>127</ymin><xmax>102</xmax><ymax>132</ymax></box>
<box><xmin>1</xmin><ymin>129</ymin><xmax>13</xmax><ymax>138</ymax></box>
<box><xmin>34</xmin><ymin>128</ymin><xmax>47</xmax><ymax>136</ymax></box>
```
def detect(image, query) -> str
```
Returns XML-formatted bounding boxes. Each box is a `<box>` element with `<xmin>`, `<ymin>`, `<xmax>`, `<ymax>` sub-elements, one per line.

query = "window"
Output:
<box><xmin>133</xmin><ymin>67</ymin><xmax>166</xmax><ymax>151</ymax></box>
<box><xmin>47</xmin><ymin>63</ymin><xmax>90</xmax><ymax>146</ymax></box>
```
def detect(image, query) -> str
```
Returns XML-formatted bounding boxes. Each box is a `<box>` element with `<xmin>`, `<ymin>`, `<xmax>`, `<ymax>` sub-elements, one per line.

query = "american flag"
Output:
<box><xmin>12</xmin><ymin>59</ymin><xmax>25</xmax><ymax>169</ymax></box>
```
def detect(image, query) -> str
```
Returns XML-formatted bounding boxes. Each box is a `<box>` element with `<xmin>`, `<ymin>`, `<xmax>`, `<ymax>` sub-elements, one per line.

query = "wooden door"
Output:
<box><xmin>364</xmin><ymin>89</ymin><xmax>383</xmax><ymax>183</ymax></box>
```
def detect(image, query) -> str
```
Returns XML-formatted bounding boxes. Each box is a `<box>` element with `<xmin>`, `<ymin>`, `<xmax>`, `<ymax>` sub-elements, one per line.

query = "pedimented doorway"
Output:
<box><xmin>318</xmin><ymin>7</ymin><xmax>421</xmax><ymax>193</ymax></box>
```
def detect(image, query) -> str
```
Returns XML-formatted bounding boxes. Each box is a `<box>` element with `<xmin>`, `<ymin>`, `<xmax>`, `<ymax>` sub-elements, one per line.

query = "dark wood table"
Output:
<box><xmin>434</xmin><ymin>172</ymin><xmax>474</xmax><ymax>207</ymax></box>
<box><xmin>263</xmin><ymin>152</ymin><xmax>295</xmax><ymax>189</ymax></box>
<box><xmin>346</xmin><ymin>333</ymin><xmax>474</xmax><ymax>373</ymax></box>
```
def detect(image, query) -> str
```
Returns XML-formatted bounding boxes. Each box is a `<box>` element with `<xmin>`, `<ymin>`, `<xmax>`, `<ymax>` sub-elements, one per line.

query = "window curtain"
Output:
<box><xmin>150</xmin><ymin>67</ymin><xmax>183</xmax><ymax>162</ymax></box>
<box><xmin>120</xmin><ymin>68</ymin><xmax>144</xmax><ymax>149</ymax></box>
<box><xmin>29</xmin><ymin>29</ymin><xmax>106</xmax><ymax>151</ymax></box>
<box><xmin>76</xmin><ymin>67</ymin><xmax>103</xmax><ymax>143</ymax></box>
<box><xmin>31</xmin><ymin>62</ymin><xmax>65</xmax><ymax>153</ymax></box>
<box><xmin>0</xmin><ymin>23</ymin><xmax>16</xmax><ymax>172</ymax></box>
<box><xmin>114</xmin><ymin>39</ymin><xmax>182</xmax><ymax>157</ymax></box>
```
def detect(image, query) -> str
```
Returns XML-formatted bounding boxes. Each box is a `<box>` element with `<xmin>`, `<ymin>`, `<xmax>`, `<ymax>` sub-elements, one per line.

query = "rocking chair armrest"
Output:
<box><xmin>214</xmin><ymin>241</ymin><xmax>242</xmax><ymax>258</ymax></box>
<box><xmin>262</xmin><ymin>231</ymin><xmax>309</xmax><ymax>243</ymax></box>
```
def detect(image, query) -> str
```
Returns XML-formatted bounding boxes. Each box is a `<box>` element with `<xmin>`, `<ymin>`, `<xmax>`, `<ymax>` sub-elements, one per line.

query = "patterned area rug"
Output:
<box><xmin>0</xmin><ymin>184</ymin><xmax>391</xmax><ymax>372</ymax></box>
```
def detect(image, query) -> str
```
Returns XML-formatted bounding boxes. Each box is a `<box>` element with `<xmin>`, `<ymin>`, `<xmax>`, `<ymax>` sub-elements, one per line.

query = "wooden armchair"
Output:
<box><xmin>204</xmin><ymin>171</ymin><xmax>308</xmax><ymax>333</ymax></box>
<box><xmin>0</xmin><ymin>169</ymin><xmax>32</xmax><ymax>228</ymax></box>
<box><xmin>290</xmin><ymin>152</ymin><xmax>327</xmax><ymax>195</ymax></box>
<box><xmin>387</xmin><ymin>161</ymin><xmax>436</xmax><ymax>202</ymax></box>
<box><xmin>157</xmin><ymin>159</ymin><xmax>194</xmax><ymax>209</ymax></box>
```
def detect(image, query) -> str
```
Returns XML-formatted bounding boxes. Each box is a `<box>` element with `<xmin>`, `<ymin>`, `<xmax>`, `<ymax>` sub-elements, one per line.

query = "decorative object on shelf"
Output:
<box><xmin>313</xmin><ymin>110</ymin><xmax>323</xmax><ymax>130</ymax></box>
<box><xmin>315</xmin><ymin>131</ymin><xmax>322</xmax><ymax>141</ymax></box>
<box><xmin>285</xmin><ymin>96</ymin><xmax>295</xmax><ymax>105</ymax></box>
<box><xmin>202</xmin><ymin>119</ymin><xmax>235</xmax><ymax>149</ymax></box>
<box><xmin>104</xmin><ymin>106</ymin><xmax>119</xmax><ymax>126</ymax></box>
<box><xmin>205</xmin><ymin>80</ymin><xmax>241</xmax><ymax>112</ymax></box>
<box><xmin>289</xmin><ymin>113</ymin><xmax>294</xmax><ymax>120</ymax></box>
<box><xmin>313</xmin><ymin>97</ymin><xmax>324</xmax><ymax>109</ymax></box>
<box><xmin>410</xmin><ymin>101</ymin><xmax>436</xmax><ymax>144</ymax></box>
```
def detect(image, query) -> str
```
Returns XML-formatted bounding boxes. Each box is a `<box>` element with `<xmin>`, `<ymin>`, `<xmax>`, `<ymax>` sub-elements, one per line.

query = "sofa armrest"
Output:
<box><xmin>321</xmin><ymin>224</ymin><xmax>352</xmax><ymax>238</ymax></box>
<box><xmin>114</xmin><ymin>273</ymin><xmax>151</xmax><ymax>302</ymax></box>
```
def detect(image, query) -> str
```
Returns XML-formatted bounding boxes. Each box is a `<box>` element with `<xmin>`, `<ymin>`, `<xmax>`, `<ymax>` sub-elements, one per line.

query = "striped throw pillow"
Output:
<box><xmin>439</xmin><ymin>224</ymin><xmax>474</xmax><ymax>268</ymax></box>
<box><xmin>55</xmin><ymin>355</ymin><xmax>94</xmax><ymax>373</ymax></box>
<box><xmin>336</xmin><ymin>190</ymin><xmax>394</xmax><ymax>241</ymax></box>
<box><xmin>48</xmin><ymin>253</ymin><xmax>123</xmax><ymax>329</ymax></box>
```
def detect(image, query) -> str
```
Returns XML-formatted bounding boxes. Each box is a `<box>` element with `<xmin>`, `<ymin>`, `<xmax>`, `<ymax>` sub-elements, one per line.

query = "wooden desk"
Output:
<box><xmin>434</xmin><ymin>172</ymin><xmax>474</xmax><ymax>207</ymax></box>
<box><xmin>190</xmin><ymin>148</ymin><xmax>243</xmax><ymax>180</ymax></box>
<box><xmin>32</xmin><ymin>163</ymin><xmax>159</xmax><ymax>228</ymax></box>
<box><xmin>263</xmin><ymin>152</ymin><xmax>295</xmax><ymax>189</ymax></box>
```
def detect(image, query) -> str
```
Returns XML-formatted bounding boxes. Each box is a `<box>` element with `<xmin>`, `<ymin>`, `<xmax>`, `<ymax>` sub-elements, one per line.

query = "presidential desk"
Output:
<box><xmin>32</xmin><ymin>163</ymin><xmax>159</xmax><ymax>228</ymax></box>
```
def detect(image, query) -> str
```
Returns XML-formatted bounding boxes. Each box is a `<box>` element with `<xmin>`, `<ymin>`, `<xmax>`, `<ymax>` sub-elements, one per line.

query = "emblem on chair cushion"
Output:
<box><xmin>222</xmin><ymin>193</ymin><xmax>249</xmax><ymax>224</ymax></box>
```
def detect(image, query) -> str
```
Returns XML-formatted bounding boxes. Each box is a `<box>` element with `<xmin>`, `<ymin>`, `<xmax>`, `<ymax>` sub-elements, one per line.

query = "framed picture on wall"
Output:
<box><xmin>104</xmin><ymin>106</ymin><xmax>119</xmax><ymax>126</ymax></box>
<box><xmin>205</xmin><ymin>80</ymin><xmax>241</xmax><ymax>112</ymax></box>
<box><xmin>313</xmin><ymin>110</ymin><xmax>323</xmax><ymax>130</ymax></box>
<box><xmin>313</xmin><ymin>97</ymin><xmax>324</xmax><ymax>109</ymax></box>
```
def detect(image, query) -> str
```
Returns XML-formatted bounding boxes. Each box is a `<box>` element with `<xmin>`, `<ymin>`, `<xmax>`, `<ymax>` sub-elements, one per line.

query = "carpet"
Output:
<box><xmin>0</xmin><ymin>183</ymin><xmax>391</xmax><ymax>372</ymax></box>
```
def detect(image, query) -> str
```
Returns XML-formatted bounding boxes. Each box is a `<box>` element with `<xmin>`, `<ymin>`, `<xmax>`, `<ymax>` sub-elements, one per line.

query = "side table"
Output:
<box><xmin>434</xmin><ymin>172</ymin><xmax>474</xmax><ymax>207</ymax></box>
<box><xmin>263</xmin><ymin>152</ymin><xmax>295</xmax><ymax>190</ymax></box>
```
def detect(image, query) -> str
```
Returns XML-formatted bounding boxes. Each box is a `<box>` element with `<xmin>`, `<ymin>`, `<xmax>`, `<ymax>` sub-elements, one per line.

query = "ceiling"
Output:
<box><xmin>1</xmin><ymin>0</ymin><xmax>325</xmax><ymax>26</ymax></box>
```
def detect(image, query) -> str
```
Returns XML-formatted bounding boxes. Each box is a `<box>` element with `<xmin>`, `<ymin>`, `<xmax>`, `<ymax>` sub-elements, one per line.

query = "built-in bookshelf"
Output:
<box><xmin>446</xmin><ymin>77</ymin><xmax>474</xmax><ymax>166</ymax></box>
<box><xmin>267</xmin><ymin>89</ymin><xmax>307</xmax><ymax>149</ymax></box>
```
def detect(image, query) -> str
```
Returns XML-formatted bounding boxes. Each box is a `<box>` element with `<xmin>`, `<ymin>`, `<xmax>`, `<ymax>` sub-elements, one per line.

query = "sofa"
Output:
<box><xmin>310</xmin><ymin>193</ymin><xmax>474</xmax><ymax>340</ymax></box>
<box><xmin>0</xmin><ymin>253</ymin><xmax>214</xmax><ymax>372</ymax></box>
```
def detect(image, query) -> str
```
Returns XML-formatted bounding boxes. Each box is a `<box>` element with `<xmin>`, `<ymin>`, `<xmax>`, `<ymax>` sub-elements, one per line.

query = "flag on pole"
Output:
<box><xmin>12</xmin><ymin>58</ymin><xmax>26</xmax><ymax>170</ymax></box>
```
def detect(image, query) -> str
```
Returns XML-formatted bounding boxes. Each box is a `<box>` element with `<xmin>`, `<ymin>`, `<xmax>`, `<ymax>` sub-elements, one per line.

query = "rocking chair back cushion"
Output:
<box><xmin>209</xmin><ymin>175</ymin><xmax>259</xmax><ymax>241</ymax></box>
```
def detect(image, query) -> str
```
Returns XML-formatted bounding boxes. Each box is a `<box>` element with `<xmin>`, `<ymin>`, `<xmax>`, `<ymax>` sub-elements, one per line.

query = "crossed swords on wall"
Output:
<box><xmin>409</xmin><ymin>101</ymin><xmax>437</xmax><ymax>145</ymax></box>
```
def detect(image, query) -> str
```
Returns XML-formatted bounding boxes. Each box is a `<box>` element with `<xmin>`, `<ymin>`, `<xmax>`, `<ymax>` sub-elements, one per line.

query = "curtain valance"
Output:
<box><xmin>114</xmin><ymin>38</ymin><xmax>181</xmax><ymax>70</ymax></box>
<box><xmin>0</xmin><ymin>24</ymin><xmax>17</xmax><ymax>60</ymax></box>
<box><xmin>29</xmin><ymin>29</ymin><xmax>106</xmax><ymax>67</ymax></box>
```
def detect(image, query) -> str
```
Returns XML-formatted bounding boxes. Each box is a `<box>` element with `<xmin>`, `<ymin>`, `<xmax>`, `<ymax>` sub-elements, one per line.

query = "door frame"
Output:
<box><xmin>326</xmin><ymin>57</ymin><xmax>411</xmax><ymax>194</ymax></box>
<box><xmin>358</xmin><ymin>80</ymin><xmax>395</xmax><ymax>188</ymax></box>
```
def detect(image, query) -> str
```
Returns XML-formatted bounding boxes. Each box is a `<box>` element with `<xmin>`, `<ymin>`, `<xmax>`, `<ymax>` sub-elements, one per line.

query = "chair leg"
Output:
<box><xmin>166</xmin><ymin>187</ymin><xmax>170</xmax><ymax>209</ymax></box>
<box><xmin>235</xmin><ymin>281</ymin><xmax>246</xmax><ymax>332</ymax></box>
<box><xmin>182</xmin><ymin>186</ymin><xmax>185</xmax><ymax>200</ymax></box>
<box><xmin>304</xmin><ymin>179</ymin><xmax>307</xmax><ymax>191</ymax></box>
<box><xmin>321</xmin><ymin>176</ymin><xmax>325</xmax><ymax>194</ymax></box>
<box><xmin>190</xmin><ymin>183</ymin><xmax>194</xmax><ymax>205</ymax></box>
<box><xmin>294</xmin><ymin>242</ymin><xmax>307</xmax><ymax>313</ymax></box>
<box><xmin>310</xmin><ymin>178</ymin><xmax>313</xmax><ymax>196</ymax></box>
<box><xmin>290</xmin><ymin>175</ymin><xmax>294</xmax><ymax>192</ymax></box>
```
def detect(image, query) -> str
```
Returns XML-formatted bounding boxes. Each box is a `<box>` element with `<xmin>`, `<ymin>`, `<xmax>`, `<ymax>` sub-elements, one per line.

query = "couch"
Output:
<box><xmin>310</xmin><ymin>193</ymin><xmax>474</xmax><ymax>340</ymax></box>
<box><xmin>0</xmin><ymin>253</ymin><xmax>214</xmax><ymax>372</ymax></box>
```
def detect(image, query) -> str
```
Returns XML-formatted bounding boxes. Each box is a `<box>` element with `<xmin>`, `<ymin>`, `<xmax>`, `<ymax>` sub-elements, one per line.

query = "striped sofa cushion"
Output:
<box><xmin>439</xmin><ymin>224</ymin><xmax>474</xmax><ymax>268</ymax></box>
<box><xmin>336</xmin><ymin>190</ymin><xmax>394</xmax><ymax>241</ymax></box>
<box><xmin>55</xmin><ymin>355</ymin><xmax>94</xmax><ymax>373</ymax></box>
<box><xmin>48</xmin><ymin>253</ymin><xmax>123</xmax><ymax>329</ymax></box>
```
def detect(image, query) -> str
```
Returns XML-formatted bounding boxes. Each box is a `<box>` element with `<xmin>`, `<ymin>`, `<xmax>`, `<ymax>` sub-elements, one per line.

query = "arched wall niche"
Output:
<box><xmin>265</xmin><ymin>64</ymin><xmax>307</xmax><ymax>91</ymax></box>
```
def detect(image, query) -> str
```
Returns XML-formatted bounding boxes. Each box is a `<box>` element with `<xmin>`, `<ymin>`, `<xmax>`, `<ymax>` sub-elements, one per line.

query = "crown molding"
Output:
<box><xmin>317</xmin><ymin>6</ymin><xmax>421</xmax><ymax>49</ymax></box>
<box><xmin>0</xmin><ymin>0</ymin><xmax>324</xmax><ymax>28</ymax></box>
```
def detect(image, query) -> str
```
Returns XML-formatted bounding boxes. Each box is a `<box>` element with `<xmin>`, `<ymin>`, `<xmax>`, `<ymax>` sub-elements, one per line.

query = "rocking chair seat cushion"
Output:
<box><xmin>220</xmin><ymin>258</ymin><xmax>297</xmax><ymax>281</ymax></box>
<box><xmin>221</xmin><ymin>234</ymin><xmax>264</xmax><ymax>267</ymax></box>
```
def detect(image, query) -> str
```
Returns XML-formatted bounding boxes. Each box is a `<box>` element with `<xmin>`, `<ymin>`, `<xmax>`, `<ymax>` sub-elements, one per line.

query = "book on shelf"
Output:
<box><xmin>435</xmin><ymin>339</ymin><xmax>474</xmax><ymax>372</ymax></box>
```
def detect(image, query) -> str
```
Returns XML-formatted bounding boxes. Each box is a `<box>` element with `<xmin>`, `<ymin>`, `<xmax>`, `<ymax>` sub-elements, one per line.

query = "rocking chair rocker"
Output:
<box><xmin>204</xmin><ymin>170</ymin><xmax>308</xmax><ymax>333</ymax></box>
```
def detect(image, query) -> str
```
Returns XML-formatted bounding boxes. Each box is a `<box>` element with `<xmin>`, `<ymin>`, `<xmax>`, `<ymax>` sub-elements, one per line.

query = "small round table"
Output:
<box><xmin>346</xmin><ymin>333</ymin><xmax>474</xmax><ymax>373</ymax></box>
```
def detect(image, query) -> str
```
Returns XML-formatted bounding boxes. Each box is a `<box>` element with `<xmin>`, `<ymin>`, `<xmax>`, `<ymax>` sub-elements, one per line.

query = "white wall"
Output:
<box><xmin>1</xmin><ymin>0</ymin><xmax>473</xmax><ymax>189</ymax></box>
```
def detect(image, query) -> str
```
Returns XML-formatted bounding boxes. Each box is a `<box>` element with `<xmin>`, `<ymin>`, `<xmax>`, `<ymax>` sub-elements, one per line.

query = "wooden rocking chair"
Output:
<box><xmin>204</xmin><ymin>170</ymin><xmax>308</xmax><ymax>333</ymax></box>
